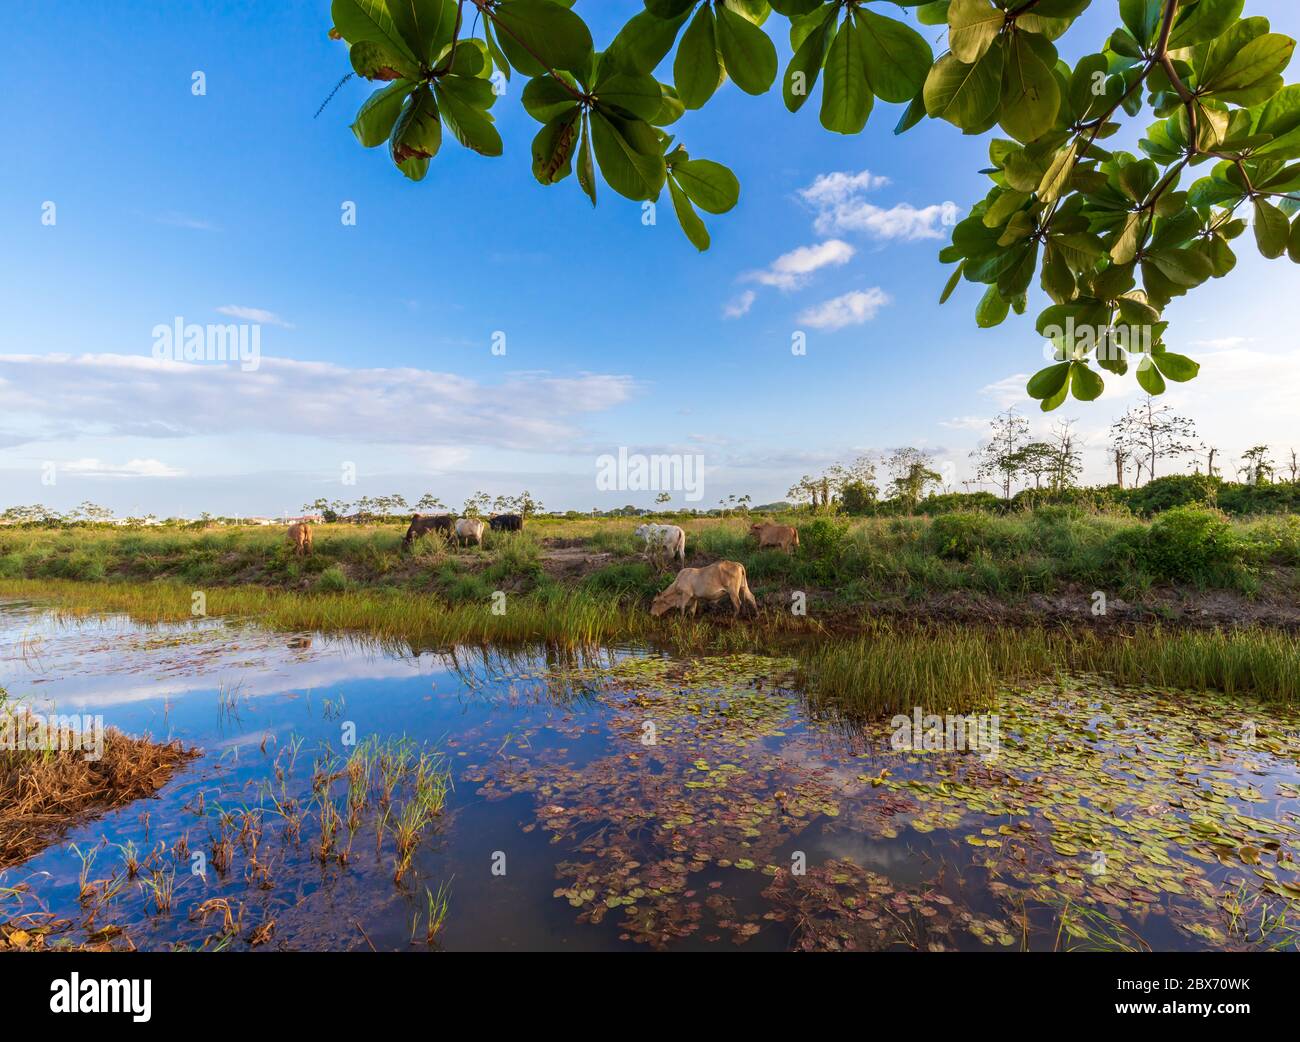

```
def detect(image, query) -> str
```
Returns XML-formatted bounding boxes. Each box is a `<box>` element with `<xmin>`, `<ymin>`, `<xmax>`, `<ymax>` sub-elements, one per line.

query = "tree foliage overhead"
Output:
<box><xmin>328</xmin><ymin>0</ymin><xmax>1299</xmax><ymax>406</ymax></box>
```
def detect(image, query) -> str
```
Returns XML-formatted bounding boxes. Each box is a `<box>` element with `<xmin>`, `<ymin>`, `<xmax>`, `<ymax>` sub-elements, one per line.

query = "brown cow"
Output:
<box><xmin>749</xmin><ymin>522</ymin><xmax>799</xmax><ymax>555</ymax></box>
<box><xmin>404</xmin><ymin>513</ymin><xmax>454</xmax><ymax>548</ymax></box>
<box><xmin>288</xmin><ymin>522</ymin><xmax>313</xmax><ymax>556</ymax></box>
<box><xmin>650</xmin><ymin>561</ymin><xmax>758</xmax><ymax>618</ymax></box>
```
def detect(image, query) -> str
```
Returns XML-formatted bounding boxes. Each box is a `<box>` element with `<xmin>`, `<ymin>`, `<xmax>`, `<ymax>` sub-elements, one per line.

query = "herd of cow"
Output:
<box><xmin>284</xmin><ymin>516</ymin><xmax>802</xmax><ymax>620</ymax></box>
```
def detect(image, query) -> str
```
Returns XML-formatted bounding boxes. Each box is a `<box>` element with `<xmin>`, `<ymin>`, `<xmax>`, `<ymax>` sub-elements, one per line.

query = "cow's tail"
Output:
<box><xmin>675</xmin><ymin>530</ymin><xmax>686</xmax><ymax>563</ymax></box>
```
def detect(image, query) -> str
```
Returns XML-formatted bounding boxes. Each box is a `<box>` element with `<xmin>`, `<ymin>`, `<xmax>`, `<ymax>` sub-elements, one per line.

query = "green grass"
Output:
<box><xmin>800</xmin><ymin>624</ymin><xmax>1300</xmax><ymax>716</ymax></box>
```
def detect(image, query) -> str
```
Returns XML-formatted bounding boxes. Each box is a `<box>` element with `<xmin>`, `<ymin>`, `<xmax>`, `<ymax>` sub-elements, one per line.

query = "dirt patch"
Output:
<box><xmin>0</xmin><ymin>708</ymin><xmax>197</xmax><ymax>868</ymax></box>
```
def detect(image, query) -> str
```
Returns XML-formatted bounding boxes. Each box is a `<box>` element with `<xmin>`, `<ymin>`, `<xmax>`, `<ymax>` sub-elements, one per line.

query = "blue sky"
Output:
<box><xmin>2</xmin><ymin>0</ymin><xmax>1298</xmax><ymax>517</ymax></box>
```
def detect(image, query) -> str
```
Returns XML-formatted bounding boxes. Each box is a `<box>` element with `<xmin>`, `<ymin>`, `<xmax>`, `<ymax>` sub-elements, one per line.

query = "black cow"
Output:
<box><xmin>403</xmin><ymin>513</ymin><xmax>454</xmax><ymax>547</ymax></box>
<box><xmin>489</xmin><ymin>514</ymin><xmax>524</xmax><ymax>532</ymax></box>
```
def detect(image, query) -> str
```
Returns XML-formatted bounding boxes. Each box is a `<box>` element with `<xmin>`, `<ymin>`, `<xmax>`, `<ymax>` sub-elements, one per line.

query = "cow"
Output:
<box><xmin>455</xmin><ymin>518</ymin><xmax>486</xmax><ymax>548</ymax></box>
<box><xmin>403</xmin><ymin>513</ymin><xmax>454</xmax><ymax>548</ymax></box>
<box><xmin>287</xmin><ymin>522</ymin><xmax>313</xmax><ymax>556</ymax></box>
<box><xmin>749</xmin><ymin>522</ymin><xmax>800</xmax><ymax>555</ymax></box>
<box><xmin>650</xmin><ymin>561</ymin><xmax>758</xmax><ymax>618</ymax></box>
<box><xmin>634</xmin><ymin>523</ymin><xmax>687</xmax><ymax>565</ymax></box>
<box><xmin>489</xmin><ymin>514</ymin><xmax>524</xmax><ymax>532</ymax></box>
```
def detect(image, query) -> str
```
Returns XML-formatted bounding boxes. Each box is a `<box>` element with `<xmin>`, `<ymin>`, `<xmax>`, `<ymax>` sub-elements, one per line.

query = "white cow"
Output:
<box><xmin>455</xmin><ymin>518</ymin><xmax>486</xmax><ymax>548</ymax></box>
<box><xmin>634</xmin><ymin>523</ymin><xmax>686</xmax><ymax>565</ymax></box>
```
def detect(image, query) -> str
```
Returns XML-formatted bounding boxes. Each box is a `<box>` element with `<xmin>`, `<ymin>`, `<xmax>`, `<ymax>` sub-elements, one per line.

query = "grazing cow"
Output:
<box><xmin>455</xmin><ymin>518</ymin><xmax>486</xmax><ymax>548</ymax></box>
<box><xmin>650</xmin><ymin>561</ymin><xmax>758</xmax><ymax>618</ymax></box>
<box><xmin>489</xmin><ymin>514</ymin><xmax>524</xmax><ymax>532</ymax></box>
<box><xmin>749</xmin><ymin>522</ymin><xmax>800</xmax><ymax>555</ymax></box>
<box><xmin>403</xmin><ymin>513</ymin><xmax>454</xmax><ymax>548</ymax></box>
<box><xmin>287</xmin><ymin>522</ymin><xmax>313</xmax><ymax>556</ymax></box>
<box><xmin>634</xmin><ymin>523</ymin><xmax>687</xmax><ymax>565</ymax></box>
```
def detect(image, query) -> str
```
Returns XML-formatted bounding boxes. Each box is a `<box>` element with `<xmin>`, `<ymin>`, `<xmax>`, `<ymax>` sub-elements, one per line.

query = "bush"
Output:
<box><xmin>1121</xmin><ymin>474</ymin><xmax>1218</xmax><ymax>516</ymax></box>
<box><xmin>315</xmin><ymin>565</ymin><xmax>350</xmax><ymax>593</ymax></box>
<box><xmin>916</xmin><ymin>491</ymin><xmax>1004</xmax><ymax>516</ymax></box>
<box><xmin>928</xmin><ymin>513</ymin><xmax>994</xmax><ymax>561</ymax></box>
<box><xmin>1140</xmin><ymin>506</ymin><xmax>1248</xmax><ymax>583</ymax></box>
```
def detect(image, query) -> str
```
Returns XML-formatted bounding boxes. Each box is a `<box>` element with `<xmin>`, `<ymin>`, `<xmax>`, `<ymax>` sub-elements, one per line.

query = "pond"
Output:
<box><xmin>2</xmin><ymin>598</ymin><xmax>1299</xmax><ymax>951</ymax></box>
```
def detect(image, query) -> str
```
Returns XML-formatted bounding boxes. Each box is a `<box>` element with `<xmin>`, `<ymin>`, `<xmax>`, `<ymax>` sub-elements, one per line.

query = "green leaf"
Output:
<box><xmin>332</xmin><ymin>0</ymin><xmax>419</xmax><ymax>64</ymax></box>
<box><xmin>530</xmin><ymin>110</ymin><xmax>579</xmax><ymax>183</ymax></box>
<box><xmin>668</xmin><ymin>175</ymin><xmax>710</xmax><ymax>250</ymax></box>
<box><xmin>491</xmin><ymin>0</ymin><xmax>594</xmax><ymax>77</ymax></box>
<box><xmin>940</xmin><ymin>262</ymin><xmax>966</xmax><ymax>303</ymax></box>
<box><xmin>1119</xmin><ymin>0</ymin><xmax>1162</xmax><ymax>48</ymax></box>
<box><xmin>1290</xmin><ymin>214</ymin><xmax>1300</xmax><ymax>262</ymax></box>
<box><xmin>999</xmin><ymin>32</ymin><xmax>1061</xmax><ymax>142</ymax></box>
<box><xmin>675</xmin><ymin>4</ymin><xmax>722</xmax><ymax>109</ymax></box>
<box><xmin>1036</xmin><ymin>141</ymin><xmax>1077</xmax><ymax>203</ymax></box>
<box><xmin>924</xmin><ymin>43</ymin><xmax>1004</xmax><ymax>130</ymax></box>
<box><xmin>1203</xmin><ymin>33</ymin><xmax>1295</xmax><ymax>102</ymax></box>
<box><xmin>522</xmin><ymin>75</ymin><xmax>581</xmax><ymax>123</ymax></box>
<box><xmin>1069</xmin><ymin>361</ymin><xmax>1103</xmax><ymax>400</ymax></box>
<box><xmin>854</xmin><ymin>10</ymin><xmax>932</xmax><ymax>105</ymax></box>
<box><xmin>1152</xmin><ymin>350</ymin><xmax>1199</xmax><ymax>382</ymax></box>
<box><xmin>577</xmin><ymin>111</ymin><xmax>597</xmax><ymax>205</ymax></box>
<box><xmin>590</xmin><ymin>111</ymin><xmax>666</xmax><ymax>200</ymax></box>
<box><xmin>349</xmin><ymin>40</ymin><xmax>417</xmax><ymax>81</ymax></box>
<box><xmin>1136</xmin><ymin>355</ymin><xmax>1167</xmax><ymax>394</ymax></box>
<box><xmin>1169</xmin><ymin>0</ymin><xmax>1245</xmax><ymax>49</ymax></box>
<box><xmin>821</xmin><ymin>17</ymin><xmax>873</xmax><ymax>134</ymax></box>
<box><xmin>783</xmin><ymin>12</ymin><xmax>833</xmax><ymax>112</ymax></box>
<box><xmin>714</xmin><ymin>3</ymin><xmax>778</xmax><ymax>95</ymax></box>
<box><xmin>389</xmin><ymin>85</ymin><xmax>441</xmax><ymax>179</ymax></box>
<box><xmin>1027</xmin><ymin>361</ymin><xmax>1071</xmax><ymax>400</ymax></box>
<box><xmin>1253</xmin><ymin>197</ymin><xmax>1291</xmax><ymax>258</ymax></box>
<box><xmin>671</xmin><ymin>158</ymin><xmax>740</xmax><ymax>213</ymax></box>
<box><xmin>593</xmin><ymin>73</ymin><xmax>665</xmax><ymax>121</ymax></box>
<box><xmin>603</xmin><ymin>8</ymin><xmax>691</xmax><ymax>76</ymax></box>
<box><xmin>434</xmin><ymin>79</ymin><xmax>503</xmax><ymax>156</ymax></box>
<box><xmin>351</xmin><ymin>79</ymin><xmax>414</xmax><ymax>148</ymax></box>
<box><xmin>1146</xmin><ymin>247</ymin><xmax>1214</xmax><ymax>286</ymax></box>
<box><xmin>947</xmin><ymin>0</ymin><xmax>1003</xmax><ymax>64</ymax></box>
<box><xmin>975</xmin><ymin>285</ymin><xmax>1010</xmax><ymax>327</ymax></box>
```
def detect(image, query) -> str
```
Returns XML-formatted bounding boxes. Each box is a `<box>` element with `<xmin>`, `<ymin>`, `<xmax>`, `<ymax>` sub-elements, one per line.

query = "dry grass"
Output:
<box><xmin>0</xmin><ymin>704</ymin><xmax>197</xmax><ymax>868</ymax></box>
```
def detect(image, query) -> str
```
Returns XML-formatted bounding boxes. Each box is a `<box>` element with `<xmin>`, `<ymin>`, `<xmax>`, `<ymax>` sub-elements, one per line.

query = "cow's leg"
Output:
<box><xmin>727</xmin><ymin>588</ymin><xmax>741</xmax><ymax>616</ymax></box>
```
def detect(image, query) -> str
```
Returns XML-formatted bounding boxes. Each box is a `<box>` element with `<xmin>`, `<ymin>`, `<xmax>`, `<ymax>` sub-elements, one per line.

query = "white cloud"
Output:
<box><xmin>63</xmin><ymin>458</ymin><xmax>186</xmax><ymax>478</ymax></box>
<box><xmin>797</xmin><ymin>288</ymin><xmax>891</xmax><ymax>331</ymax></box>
<box><xmin>1188</xmin><ymin>336</ymin><xmax>1255</xmax><ymax>351</ymax></box>
<box><xmin>742</xmin><ymin>240</ymin><xmax>856</xmax><ymax>292</ymax></box>
<box><xmin>215</xmin><ymin>305</ymin><xmax>294</xmax><ymax>328</ymax></box>
<box><xmin>940</xmin><ymin>416</ymin><xmax>990</xmax><ymax>431</ymax></box>
<box><xmin>798</xmin><ymin>170</ymin><xmax>891</xmax><ymax>208</ymax></box>
<box><xmin>0</xmin><ymin>354</ymin><xmax>636</xmax><ymax>453</ymax></box>
<box><xmin>799</xmin><ymin>169</ymin><xmax>957</xmax><ymax>241</ymax></box>
<box><xmin>980</xmin><ymin>373</ymin><xmax>1031</xmax><ymax>409</ymax></box>
<box><xmin>723</xmin><ymin>290</ymin><xmax>756</xmax><ymax>318</ymax></box>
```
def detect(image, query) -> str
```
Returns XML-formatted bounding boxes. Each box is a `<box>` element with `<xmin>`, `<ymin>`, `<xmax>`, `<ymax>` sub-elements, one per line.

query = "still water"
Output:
<box><xmin>2</xmin><ymin>599</ymin><xmax>1298</xmax><ymax>951</ymax></box>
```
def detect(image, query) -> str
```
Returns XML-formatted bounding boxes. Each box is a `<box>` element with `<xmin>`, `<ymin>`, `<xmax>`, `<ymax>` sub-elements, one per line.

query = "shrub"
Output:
<box><xmin>1121</xmin><ymin>474</ymin><xmax>1219</xmax><ymax>516</ymax></box>
<box><xmin>315</xmin><ymin>565</ymin><xmax>350</xmax><ymax>593</ymax></box>
<box><xmin>1140</xmin><ymin>506</ymin><xmax>1248</xmax><ymax>583</ymax></box>
<box><xmin>928</xmin><ymin>513</ymin><xmax>994</xmax><ymax>561</ymax></box>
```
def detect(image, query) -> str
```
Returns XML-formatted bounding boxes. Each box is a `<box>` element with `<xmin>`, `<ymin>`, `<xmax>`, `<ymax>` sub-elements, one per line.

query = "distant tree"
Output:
<box><xmin>1013</xmin><ymin>441</ymin><xmax>1057</xmax><ymax>490</ymax></box>
<box><xmin>885</xmin><ymin>448</ymin><xmax>942</xmax><ymax>511</ymax></box>
<box><xmin>74</xmin><ymin>501</ymin><xmax>114</xmax><ymax>522</ymax></box>
<box><xmin>1289</xmin><ymin>449</ymin><xmax>1299</xmax><ymax>485</ymax></box>
<box><xmin>462</xmin><ymin>491</ymin><xmax>491</xmax><ymax>517</ymax></box>
<box><xmin>1239</xmin><ymin>445</ymin><xmax>1275</xmax><ymax>485</ymax></box>
<box><xmin>839</xmin><ymin>481</ymin><xmax>876</xmax><ymax>516</ymax></box>
<box><xmin>1048</xmin><ymin>420</ymin><xmax>1083</xmax><ymax>491</ymax></box>
<box><xmin>416</xmin><ymin>493</ymin><xmax>445</xmax><ymax>513</ymax></box>
<box><xmin>1110</xmin><ymin>396</ymin><xmax>1198</xmax><ymax>483</ymax></box>
<box><xmin>513</xmin><ymin>490</ymin><xmax>543</xmax><ymax>518</ymax></box>
<box><xmin>972</xmin><ymin>409</ymin><xmax>1030</xmax><ymax>499</ymax></box>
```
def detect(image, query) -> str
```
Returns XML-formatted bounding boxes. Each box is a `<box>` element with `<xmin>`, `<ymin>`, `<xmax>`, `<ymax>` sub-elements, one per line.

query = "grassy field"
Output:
<box><xmin>1</xmin><ymin>507</ymin><xmax>1298</xmax><ymax>608</ymax></box>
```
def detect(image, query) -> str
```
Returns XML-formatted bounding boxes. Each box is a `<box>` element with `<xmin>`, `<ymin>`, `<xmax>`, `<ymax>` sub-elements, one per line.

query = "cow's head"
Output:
<box><xmin>650</xmin><ymin>585</ymin><xmax>685</xmax><ymax>617</ymax></box>
<box><xmin>634</xmin><ymin>524</ymin><xmax>648</xmax><ymax>539</ymax></box>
